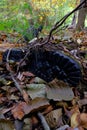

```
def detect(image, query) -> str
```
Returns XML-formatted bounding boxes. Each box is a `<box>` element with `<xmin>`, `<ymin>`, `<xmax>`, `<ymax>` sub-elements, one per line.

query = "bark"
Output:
<box><xmin>69</xmin><ymin>0</ymin><xmax>79</xmax><ymax>28</ymax></box>
<box><xmin>71</xmin><ymin>12</ymin><xmax>78</xmax><ymax>26</ymax></box>
<box><xmin>68</xmin><ymin>12</ymin><xmax>78</xmax><ymax>29</ymax></box>
<box><xmin>76</xmin><ymin>0</ymin><xmax>87</xmax><ymax>30</ymax></box>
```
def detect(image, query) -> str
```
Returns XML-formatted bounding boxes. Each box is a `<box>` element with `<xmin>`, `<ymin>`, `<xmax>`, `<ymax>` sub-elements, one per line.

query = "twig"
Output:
<box><xmin>17</xmin><ymin>49</ymin><xmax>30</xmax><ymax>73</ymax></box>
<box><xmin>38</xmin><ymin>112</ymin><xmax>50</xmax><ymax>130</ymax></box>
<box><xmin>17</xmin><ymin>39</ymin><xmax>42</xmax><ymax>72</ymax></box>
<box><xmin>14</xmin><ymin>119</ymin><xmax>24</xmax><ymax>130</ymax></box>
<box><xmin>10</xmin><ymin>73</ymin><xmax>23</xmax><ymax>94</ymax></box>
<box><xmin>47</xmin><ymin>0</ymin><xmax>86</xmax><ymax>42</ymax></box>
<box><xmin>6</xmin><ymin>48</ymin><xmax>23</xmax><ymax>94</ymax></box>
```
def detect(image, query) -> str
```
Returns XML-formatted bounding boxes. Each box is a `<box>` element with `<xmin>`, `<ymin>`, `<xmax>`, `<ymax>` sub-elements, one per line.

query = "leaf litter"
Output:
<box><xmin>0</xmin><ymin>28</ymin><xmax>87</xmax><ymax>130</ymax></box>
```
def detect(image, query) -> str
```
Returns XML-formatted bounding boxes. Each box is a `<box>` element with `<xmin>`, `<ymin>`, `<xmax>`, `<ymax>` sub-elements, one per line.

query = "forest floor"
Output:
<box><xmin>0</xmin><ymin>28</ymin><xmax>87</xmax><ymax>130</ymax></box>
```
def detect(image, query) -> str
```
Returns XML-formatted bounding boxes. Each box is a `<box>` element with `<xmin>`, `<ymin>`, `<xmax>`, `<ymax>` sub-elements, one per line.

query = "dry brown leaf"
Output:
<box><xmin>67</xmin><ymin>105</ymin><xmax>80</xmax><ymax>128</ymax></box>
<box><xmin>47</xmin><ymin>85</ymin><xmax>74</xmax><ymax>101</ymax></box>
<box><xmin>31</xmin><ymin>116</ymin><xmax>39</xmax><ymax>124</ymax></box>
<box><xmin>47</xmin><ymin>79</ymin><xmax>74</xmax><ymax>101</ymax></box>
<box><xmin>77</xmin><ymin>39</ymin><xmax>82</xmax><ymax>45</ymax></box>
<box><xmin>0</xmin><ymin>34</ymin><xmax>7</xmax><ymax>41</ymax></box>
<box><xmin>12</xmin><ymin>102</ymin><xmax>26</xmax><ymax>120</ymax></box>
<box><xmin>0</xmin><ymin>52</ymin><xmax>2</xmax><ymax>61</ymax></box>
<box><xmin>71</xmin><ymin>111</ymin><xmax>80</xmax><ymax>128</ymax></box>
<box><xmin>17</xmin><ymin>72</ymin><xmax>24</xmax><ymax>81</ymax></box>
<box><xmin>42</xmin><ymin>105</ymin><xmax>53</xmax><ymax>115</ymax></box>
<box><xmin>30</xmin><ymin>77</ymin><xmax>46</xmax><ymax>84</ymax></box>
<box><xmin>22</xmin><ymin>90</ymin><xmax>30</xmax><ymax>104</ymax></box>
<box><xmin>2</xmin><ymin>108</ymin><xmax>12</xmax><ymax>115</ymax></box>
<box><xmin>24</xmin><ymin>118</ymin><xmax>32</xmax><ymax>130</ymax></box>
<box><xmin>56</xmin><ymin>125</ymin><xmax>69</xmax><ymax>130</ymax></box>
<box><xmin>80</xmin><ymin>113</ymin><xmax>87</xmax><ymax>129</ymax></box>
<box><xmin>65</xmin><ymin>127</ymin><xmax>84</xmax><ymax>130</ymax></box>
<box><xmin>12</xmin><ymin>98</ymin><xmax>49</xmax><ymax>119</ymax></box>
<box><xmin>10</xmin><ymin>94</ymin><xmax>19</xmax><ymax>100</ymax></box>
<box><xmin>22</xmin><ymin>72</ymin><xmax>35</xmax><ymax>77</ymax></box>
<box><xmin>70</xmin><ymin>107</ymin><xmax>87</xmax><ymax>129</ymax></box>
<box><xmin>23</xmin><ymin>97</ymin><xmax>49</xmax><ymax>114</ymax></box>
<box><xmin>78</xmin><ymin>99</ymin><xmax>87</xmax><ymax>107</ymax></box>
<box><xmin>45</xmin><ymin>109</ymin><xmax>63</xmax><ymax>128</ymax></box>
<box><xmin>0</xmin><ymin>43</ymin><xmax>16</xmax><ymax>52</ymax></box>
<box><xmin>0</xmin><ymin>94</ymin><xmax>8</xmax><ymax>104</ymax></box>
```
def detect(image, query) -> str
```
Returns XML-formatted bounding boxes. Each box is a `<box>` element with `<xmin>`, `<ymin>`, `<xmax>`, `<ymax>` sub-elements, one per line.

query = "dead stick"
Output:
<box><xmin>6</xmin><ymin>48</ymin><xmax>23</xmax><ymax>94</ymax></box>
<box><xmin>38</xmin><ymin>112</ymin><xmax>50</xmax><ymax>130</ymax></box>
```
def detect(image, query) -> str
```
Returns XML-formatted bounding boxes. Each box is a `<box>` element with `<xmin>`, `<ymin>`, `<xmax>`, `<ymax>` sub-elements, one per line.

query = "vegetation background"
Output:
<box><xmin>0</xmin><ymin>0</ymin><xmax>80</xmax><ymax>34</ymax></box>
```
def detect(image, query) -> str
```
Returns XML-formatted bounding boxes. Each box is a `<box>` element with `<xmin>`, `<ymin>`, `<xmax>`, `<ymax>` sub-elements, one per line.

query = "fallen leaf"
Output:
<box><xmin>22</xmin><ymin>90</ymin><xmax>30</xmax><ymax>104</ymax></box>
<box><xmin>22</xmin><ymin>72</ymin><xmax>35</xmax><ymax>77</ymax></box>
<box><xmin>77</xmin><ymin>39</ymin><xmax>82</xmax><ymax>45</ymax></box>
<box><xmin>12</xmin><ymin>102</ymin><xmax>25</xmax><ymax>120</ymax></box>
<box><xmin>23</xmin><ymin>118</ymin><xmax>32</xmax><ymax>130</ymax></box>
<box><xmin>0</xmin><ymin>119</ymin><xmax>14</xmax><ymax>130</ymax></box>
<box><xmin>71</xmin><ymin>111</ymin><xmax>80</xmax><ymax>128</ymax></box>
<box><xmin>45</xmin><ymin>109</ymin><xmax>63</xmax><ymax>128</ymax></box>
<box><xmin>80</xmin><ymin>113</ymin><xmax>87</xmax><ymax>129</ymax></box>
<box><xmin>0</xmin><ymin>78</ymin><xmax>8</xmax><ymax>85</ymax></box>
<box><xmin>12</xmin><ymin>98</ymin><xmax>49</xmax><ymax>119</ymax></box>
<box><xmin>23</xmin><ymin>97</ymin><xmax>49</xmax><ymax>114</ymax></box>
<box><xmin>26</xmin><ymin>83</ymin><xmax>46</xmax><ymax>99</ymax></box>
<box><xmin>78</xmin><ymin>99</ymin><xmax>87</xmax><ymax>107</ymax></box>
<box><xmin>31</xmin><ymin>77</ymin><xmax>46</xmax><ymax>84</ymax></box>
<box><xmin>0</xmin><ymin>94</ymin><xmax>8</xmax><ymax>104</ymax></box>
<box><xmin>31</xmin><ymin>116</ymin><xmax>39</xmax><ymax>124</ymax></box>
<box><xmin>56</xmin><ymin>125</ymin><xmax>69</xmax><ymax>130</ymax></box>
<box><xmin>2</xmin><ymin>108</ymin><xmax>12</xmax><ymax>115</ymax></box>
<box><xmin>17</xmin><ymin>72</ymin><xmax>24</xmax><ymax>81</ymax></box>
<box><xmin>47</xmin><ymin>79</ymin><xmax>74</xmax><ymax>101</ymax></box>
<box><xmin>42</xmin><ymin>105</ymin><xmax>53</xmax><ymax>115</ymax></box>
<box><xmin>10</xmin><ymin>94</ymin><xmax>19</xmax><ymax>100</ymax></box>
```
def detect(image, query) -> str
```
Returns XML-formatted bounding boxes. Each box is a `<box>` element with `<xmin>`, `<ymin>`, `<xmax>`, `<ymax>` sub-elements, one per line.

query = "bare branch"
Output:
<box><xmin>47</xmin><ymin>0</ymin><xmax>86</xmax><ymax>42</ymax></box>
<box><xmin>6</xmin><ymin>48</ymin><xmax>23</xmax><ymax>94</ymax></box>
<box><xmin>38</xmin><ymin>112</ymin><xmax>50</xmax><ymax>130</ymax></box>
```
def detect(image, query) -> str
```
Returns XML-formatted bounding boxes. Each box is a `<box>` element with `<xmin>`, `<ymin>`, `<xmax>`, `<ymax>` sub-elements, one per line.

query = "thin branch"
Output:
<box><xmin>47</xmin><ymin>0</ymin><xmax>86</xmax><ymax>42</ymax></box>
<box><xmin>17</xmin><ymin>39</ymin><xmax>41</xmax><ymax>72</ymax></box>
<box><xmin>38</xmin><ymin>112</ymin><xmax>50</xmax><ymax>130</ymax></box>
<box><xmin>6</xmin><ymin>48</ymin><xmax>23</xmax><ymax>94</ymax></box>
